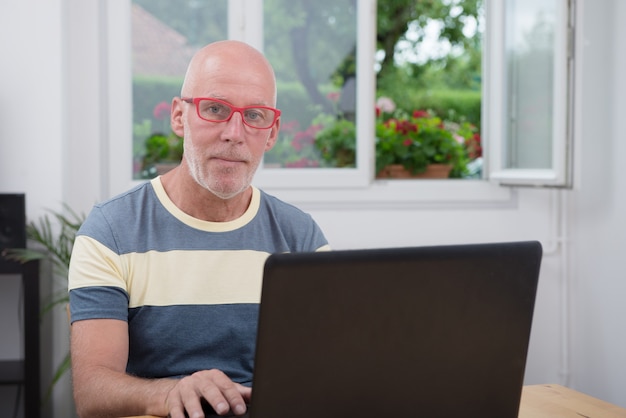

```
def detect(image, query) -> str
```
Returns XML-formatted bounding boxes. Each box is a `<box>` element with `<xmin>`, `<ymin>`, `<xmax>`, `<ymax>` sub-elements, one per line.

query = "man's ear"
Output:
<box><xmin>171</xmin><ymin>98</ymin><xmax>185</xmax><ymax>137</ymax></box>
<box><xmin>264</xmin><ymin>118</ymin><xmax>280</xmax><ymax>151</ymax></box>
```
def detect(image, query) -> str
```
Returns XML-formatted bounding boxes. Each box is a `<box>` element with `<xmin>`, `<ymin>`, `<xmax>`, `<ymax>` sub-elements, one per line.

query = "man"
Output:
<box><xmin>69</xmin><ymin>40</ymin><xmax>329</xmax><ymax>418</ymax></box>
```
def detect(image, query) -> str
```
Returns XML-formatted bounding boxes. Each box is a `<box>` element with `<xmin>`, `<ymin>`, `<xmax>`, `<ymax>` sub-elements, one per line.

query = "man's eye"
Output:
<box><xmin>208</xmin><ymin>104</ymin><xmax>224</xmax><ymax>114</ymax></box>
<box><xmin>245</xmin><ymin>110</ymin><xmax>264</xmax><ymax>121</ymax></box>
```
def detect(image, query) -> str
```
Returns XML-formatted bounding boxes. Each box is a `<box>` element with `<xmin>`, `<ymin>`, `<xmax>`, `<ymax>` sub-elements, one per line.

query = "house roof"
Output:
<box><xmin>132</xmin><ymin>4</ymin><xmax>196</xmax><ymax>77</ymax></box>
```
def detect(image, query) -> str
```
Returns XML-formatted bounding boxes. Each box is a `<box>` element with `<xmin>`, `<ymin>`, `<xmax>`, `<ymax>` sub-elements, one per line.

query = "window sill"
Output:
<box><xmin>261</xmin><ymin>178</ymin><xmax>516</xmax><ymax>211</ymax></box>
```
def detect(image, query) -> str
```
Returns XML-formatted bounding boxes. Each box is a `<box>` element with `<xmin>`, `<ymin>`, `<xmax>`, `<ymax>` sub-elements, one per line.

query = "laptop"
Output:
<box><xmin>217</xmin><ymin>240</ymin><xmax>542</xmax><ymax>418</ymax></box>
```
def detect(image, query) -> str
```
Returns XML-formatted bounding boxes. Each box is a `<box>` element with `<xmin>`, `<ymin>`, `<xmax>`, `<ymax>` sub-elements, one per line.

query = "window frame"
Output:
<box><xmin>252</xmin><ymin>0</ymin><xmax>376</xmax><ymax>189</ymax></box>
<box><xmin>101</xmin><ymin>0</ymin><xmax>575</xmax><ymax>208</ymax></box>
<box><xmin>485</xmin><ymin>0</ymin><xmax>575</xmax><ymax>188</ymax></box>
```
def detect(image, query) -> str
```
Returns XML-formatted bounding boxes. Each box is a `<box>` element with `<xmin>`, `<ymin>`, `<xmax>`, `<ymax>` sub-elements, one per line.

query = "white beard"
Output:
<box><xmin>182</xmin><ymin>120</ymin><xmax>261</xmax><ymax>200</ymax></box>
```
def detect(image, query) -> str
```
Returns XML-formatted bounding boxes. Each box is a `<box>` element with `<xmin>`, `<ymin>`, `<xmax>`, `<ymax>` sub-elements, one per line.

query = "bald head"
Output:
<box><xmin>170</xmin><ymin>40</ymin><xmax>281</xmax><ymax>201</ymax></box>
<box><xmin>181</xmin><ymin>40</ymin><xmax>277</xmax><ymax>105</ymax></box>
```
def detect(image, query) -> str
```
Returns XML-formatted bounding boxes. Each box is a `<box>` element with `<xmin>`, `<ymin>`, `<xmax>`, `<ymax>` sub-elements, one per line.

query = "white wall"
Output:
<box><xmin>568</xmin><ymin>0</ymin><xmax>626</xmax><ymax>404</ymax></box>
<box><xmin>0</xmin><ymin>0</ymin><xmax>66</xmax><ymax>417</ymax></box>
<box><xmin>0</xmin><ymin>0</ymin><xmax>624</xmax><ymax>416</ymax></box>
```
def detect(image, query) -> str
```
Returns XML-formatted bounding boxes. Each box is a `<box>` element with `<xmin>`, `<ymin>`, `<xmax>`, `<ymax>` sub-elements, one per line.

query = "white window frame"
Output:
<box><xmin>251</xmin><ymin>0</ymin><xmax>376</xmax><ymax>189</ymax></box>
<box><xmin>485</xmin><ymin>0</ymin><xmax>575</xmax><ymax>188</ymax></box>
<box><xmin>97</xmin><ymin>0</ymin><xmax>575</xmax><ymax>208</ymax></box>
<box><xmin>107</xmin><ymin>0</ymin><xmax>134</xmax><ymax>198</ymax></box>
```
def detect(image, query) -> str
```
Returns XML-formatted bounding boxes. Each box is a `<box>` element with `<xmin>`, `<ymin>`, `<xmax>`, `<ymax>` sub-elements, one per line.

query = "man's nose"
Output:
<box><xmin>221</xmin><ymin>110</ymin><xmax>246</xmax><ymax>140</ymax></box>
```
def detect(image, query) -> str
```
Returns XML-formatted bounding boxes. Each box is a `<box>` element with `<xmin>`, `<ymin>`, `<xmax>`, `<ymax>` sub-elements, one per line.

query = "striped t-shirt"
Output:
<box><xmin>68</xmin><ymin>177</ymin><xmax>329</xmax><ymax>385</ymax></box>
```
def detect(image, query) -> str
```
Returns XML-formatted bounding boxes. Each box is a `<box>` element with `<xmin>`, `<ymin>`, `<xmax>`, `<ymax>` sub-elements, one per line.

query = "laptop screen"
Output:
<box><xmin>249</xmin><ymin>241</ymin><xmax>542</xmax><ymax>418</ymax></box>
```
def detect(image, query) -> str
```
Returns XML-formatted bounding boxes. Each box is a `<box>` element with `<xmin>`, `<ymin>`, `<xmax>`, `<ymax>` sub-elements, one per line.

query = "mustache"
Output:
<box><xmin>210</xmin><ymin>148</ymin><xmax>253</xmax><ymax>162</ymax></box>
<box><xmin>185</xmin><ymin>141</ymin><xmax>251</xmax><ymax>162</ymax></box>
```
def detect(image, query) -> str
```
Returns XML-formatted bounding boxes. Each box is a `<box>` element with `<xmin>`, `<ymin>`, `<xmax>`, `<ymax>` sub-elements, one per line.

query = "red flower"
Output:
<box><xmin>402</xmin><ymin>138</ymin><xmax>412</xmax><ymax>146</ymax></box>
<box><xmin>412</xmin><ymin>110</ymin><xmax>429</xmax><ymax>119</ymax></box>
<box><xmin>285</xmin><ymin>157</ymin><xmax>320</xmax><ymax>168</ymax></box>
<box><xmin>153</xmin><ymin>101</ymin><xmax>171</xmax><ymax>120</ymax></box>
<box><xmin>281</xmin><ymin>120</ymin><xmax>300</xmax><ymax>134</ymax></box>
<box><xmin>396</xmin><ymin>120</ymin><xmax>418</xmax><ymax>134</ymax></box>
<box><xmin>291</xmin><ymin>124</ymin><xmax>321</xmax><ymax>151</ymax></box>
<box><xmin>327</xmin><ymin>91</ymin><xmax>340</xmax><ymax>102</ymax></box>
<box><xmin>465</xmin><ymin>133</ymin><xmax>483</xmax><ymax>159</ymax></box>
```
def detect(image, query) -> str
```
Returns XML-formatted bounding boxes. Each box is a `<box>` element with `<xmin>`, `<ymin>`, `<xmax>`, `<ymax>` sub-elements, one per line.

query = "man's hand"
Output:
<box><xmin>166</xmin><ymin>369</ymin><xmax>251</xmax><ymax>417</ymax></box>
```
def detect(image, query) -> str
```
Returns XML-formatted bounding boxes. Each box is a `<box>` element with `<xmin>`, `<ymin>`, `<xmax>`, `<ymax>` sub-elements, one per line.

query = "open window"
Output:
<box><xmin>485</xmin><ymin>0</ymin><xmax>575</xmax><ymax>188</ymax></box>
<box><xmin>104</xmin><ymin>0</ymin><xmax>576</xmax><ymax>201</ymax></box>
<box><xmin>241</xmin><ymin>0</ymin><xmax>377</xmax><ymax>188</ymax></box>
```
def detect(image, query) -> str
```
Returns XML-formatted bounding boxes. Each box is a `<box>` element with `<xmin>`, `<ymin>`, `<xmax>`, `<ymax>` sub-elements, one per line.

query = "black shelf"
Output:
<box><xmin>0</xmin><ymin>260</ymin><xmax>41</xmax><ymax>418</ymax></box>
<box><xmin>0</xmin><ymin>359</ymin><xmax>24</xmax><ymax>384</ymax></box>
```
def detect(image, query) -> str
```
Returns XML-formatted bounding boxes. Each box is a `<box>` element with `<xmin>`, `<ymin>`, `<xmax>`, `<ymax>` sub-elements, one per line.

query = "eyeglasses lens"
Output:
<box><xmin>197</xmin><ymin>99</ymin><xmax>276</xmax><ymax>129</ymax></box>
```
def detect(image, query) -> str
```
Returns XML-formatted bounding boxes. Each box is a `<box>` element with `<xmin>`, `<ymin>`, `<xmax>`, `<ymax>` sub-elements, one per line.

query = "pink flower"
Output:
<box><xmin>281</xmin><ymin>120</ymin><xmax>300</xmax><ymax>134</ymax></box>
<box><xmin>376</xmin><ymin>97</ymin><xmax>396</xmax><ymax>113</ymax></box>
<box><xmin>327</xmin><ymin>91</ymin><xmax>340</xmax><ymax>102</ymax></box>
<box><xmin>402</xmin><ymin>138</ymin><xmax>412</xmax><ymax>146</ymax></box>
<box><xmin>290</xmin><ymin>124</ymin><xmax>320</xmax><ymax>152</ymax></box>
<box><xmin>153</xmin><ymin>101</ymin><xmax>171</xmax><ymax>120</ymax></box>
<box><xmin>285</xmin><ymin>158</ymin><xmax>320</xmax><ymax>168</ymax></box>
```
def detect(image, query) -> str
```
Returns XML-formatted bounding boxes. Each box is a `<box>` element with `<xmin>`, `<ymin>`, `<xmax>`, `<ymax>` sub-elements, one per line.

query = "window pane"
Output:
<box><xmin>374</xmin><ymin>0</ymin><xmax>484</xmax><ymax>180</ymax></box>
<box><xmin>131</xmin><ymin>0</ymin><xmax>228</xmax><ymax>179</ymax></box>
<box><xmin>504</xmin><ymin>0</ymin><xmax>555</xmax><ymax>169</ymax></box>
<box><xmin>262</xmin><ymin>0</ymin><xmax>358</xmax><ymax>169</ymax></box>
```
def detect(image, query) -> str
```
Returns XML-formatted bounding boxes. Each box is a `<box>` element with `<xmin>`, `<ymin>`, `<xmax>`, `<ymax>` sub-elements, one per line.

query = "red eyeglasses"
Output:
<box><xmin>182</xmin><ymin>97</ymin><xmax>281</xmax><ymax>129</ymax></box>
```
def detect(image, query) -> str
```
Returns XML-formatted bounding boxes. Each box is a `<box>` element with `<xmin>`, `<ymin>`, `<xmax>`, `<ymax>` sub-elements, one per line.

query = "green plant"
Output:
<box><xmin>143</xmin><ymin>132</ymin><xmax>184</xmax><ymax>165</ymax></box>
<box><xmin>1</xmin><ymin>205</ymin><xmax>85</xmax><ymax>404</ymax></box>
<box><xmin>139</xmin><ymin>131</ymin><xmax>184</xmax><ymax>178</ymax></box>
<box><xmin>375</xmin><ymin>107</ymin><xmax>471</xmax><ymax>178</ymax></box>
<box><xmin>311</xmin><ymin>97</ymin><xmax>479</xmax><ymax>178</ymax></box>
<box><xmin>134</xmin><ymin>99</ymin><xmax>185</xmax><ymax>179</ymax></box>
<box><xmin>314</xmin><ymin>115</ymin><xmax>357</xmax><ymax>167</ymax></box>
<box><xmin>264</xmin><ymin>120</ymin><xmax>323</xmax><ymax>168</ymax></box>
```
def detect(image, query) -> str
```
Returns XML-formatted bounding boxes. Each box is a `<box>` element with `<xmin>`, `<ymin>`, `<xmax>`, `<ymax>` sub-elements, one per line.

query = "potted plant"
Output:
<box><xmin>312</xmin><ymin>97</ymin><xmax>478</xmax><ymax>178</ymax></box>
<box><xmin>141</xmin><ymin>131</ymin><xmax>184</xmax><ymax>177</ymax></box>
<box><xmin>375</xmin><ymin>107</ymin><xmax>472</xmax><ymax>179</ymax></box>
<box><xmin>263</xmin><ymin>120</ymin><xmax>323</xmax><ymax>168</ymax></box>
<box><xmin>1</xmin><ymin>206</ymin><xmax>84</xmax><ymax>403</ymax></box>
<box><xmin>314</xmin><ymin>115</ymin><xmax>357</xmax><ymax>168</ymax></box>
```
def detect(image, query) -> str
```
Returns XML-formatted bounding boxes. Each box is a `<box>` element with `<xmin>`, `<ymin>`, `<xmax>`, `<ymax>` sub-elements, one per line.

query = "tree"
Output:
<box><xmin>376</xmin><ymin>0</ymin><xmax>482</xmax><ymax>81</ymax></box>
<box><xmin>264</xmin><ymin>0</ymin><xmax>483</xmax><ymax>113</ymax></box>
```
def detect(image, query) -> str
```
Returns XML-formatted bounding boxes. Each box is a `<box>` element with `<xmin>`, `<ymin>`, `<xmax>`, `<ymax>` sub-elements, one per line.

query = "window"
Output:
<box><xmin>485</xmin><ymin>0</ymin><xmax>574</xmax><ymax>187</ymax></box>
<box><xmin>261</xmin><ymin>0</ymin><xmax>359</xmax><ymax>171</ymax></box>
<box><xmin>103</xmin><ymin>0</ymin><xmax>574</xmax><ymax>203</ymax></box>
<box><xmin>249</xmin><ymin>0</ymin><xmax>376</xmax><ymax>188</ymax></box>
<box><xmin>131</xmin><ymin>0</ymin><xmax>229</xmax><ymax>180</ymax></box>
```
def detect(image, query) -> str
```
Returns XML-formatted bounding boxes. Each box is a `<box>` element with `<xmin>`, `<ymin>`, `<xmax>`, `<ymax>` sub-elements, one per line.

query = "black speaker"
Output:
<box><xmin>0</xmin><ymin>193</ymin><xmax>26</xmax><ymax>271</ymax></box>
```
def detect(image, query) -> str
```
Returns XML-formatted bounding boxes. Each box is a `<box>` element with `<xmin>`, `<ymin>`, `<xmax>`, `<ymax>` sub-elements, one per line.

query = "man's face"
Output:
<box><xmin>181</xmin><ymin>101</ymin><xmax>278</xmax><ymax>200</ymax></box>
<box><xmin>172</xmin><ymin>51</ymin><xmax>280</xmax><ymax>200</ymax></box>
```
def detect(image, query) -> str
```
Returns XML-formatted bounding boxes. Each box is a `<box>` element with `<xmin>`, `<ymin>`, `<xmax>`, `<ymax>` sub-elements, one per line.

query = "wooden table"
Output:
<box><xmin>126</xmin><ymin>384</ymin><xmax>626</xmax><ymax>418</ymax></box>
<box><xmin>519</xmin><ymin>384</ymin><xmax>626</xmax><ymax>417</ymax></box>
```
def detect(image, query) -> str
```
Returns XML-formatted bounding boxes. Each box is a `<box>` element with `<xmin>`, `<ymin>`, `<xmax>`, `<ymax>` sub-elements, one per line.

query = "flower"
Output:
<box><xmin>284</xmin><ymin>157</ymin><xmax>321</xmax><ymax>168</ymax></box>
<box><xmin>312</xmin><ymin>97</ymin><xmax>479</xmax><ymax>178</ymax></box>
<box><xmin>375</xmin><ymin>106</ymin><xmax>471</xmax><ymax>177</ymax></box>
<box><xmin>327</xmin><ymin>91</ymin><xmax>341</xmax><ymax>103</ymax></box>
<box><xmin>465</xmin><ymin>132</ymin><xmax>482</xmax><ymax>159</ymax></box>
<box><xmin>153</xmin><ymin>101</ymin><xmax>171</xmax><ymax>120</ymax></box>
<box><xmin>412</xmin><ymin>109</ymin><xmax>430</xmax><ymax>119</ymax></box>
<box><xmin>263</xmin><ymin>120</ymin><xmax>325</xmax><ymax>167</ymax></box>
<box><xmin>376</xmin><ymin>96</ymin><xmax>396</xmax><ymax>114</ymax></box>
<box><xmin>291</xmin><ymin>124</ymin><xmax>322</xmax><ymax>152</ymax></box>
<box><xmin>313</xmin><ymin>115</ymin><xmax>356</xmax><ymax>167</ymax></box>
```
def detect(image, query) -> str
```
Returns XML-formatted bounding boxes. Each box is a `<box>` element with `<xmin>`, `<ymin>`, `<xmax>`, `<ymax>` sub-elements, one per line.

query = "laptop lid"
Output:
<box><xmin>248</xmin><ymin>240</ymin><xmax>542</xmax><ymax>418</ymax></box>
